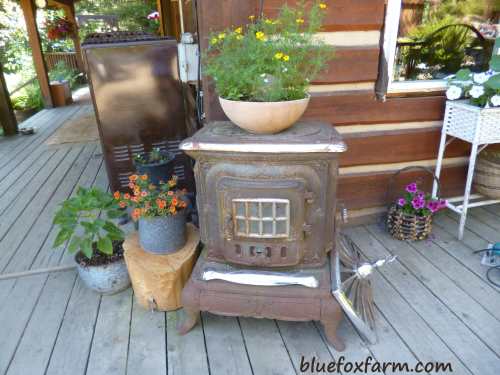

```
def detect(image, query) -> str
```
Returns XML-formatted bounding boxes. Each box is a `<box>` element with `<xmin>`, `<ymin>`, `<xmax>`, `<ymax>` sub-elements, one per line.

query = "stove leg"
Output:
<box><xmin>321</xmin><ymin>300</ymin><xmax>345</xmax><ymax>351</ymax></box>
<box><xmin>177</xmin><ymin>307</ymin><xmax>200</xmax><ymax>335</ymax></box>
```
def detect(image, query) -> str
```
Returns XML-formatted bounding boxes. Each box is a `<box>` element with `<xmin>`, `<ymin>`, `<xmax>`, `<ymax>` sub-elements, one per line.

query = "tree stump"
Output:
<box><xmin>123</xmin><ymin>224</ymin><xmax>199</xmax><ymax>311</ymax></box>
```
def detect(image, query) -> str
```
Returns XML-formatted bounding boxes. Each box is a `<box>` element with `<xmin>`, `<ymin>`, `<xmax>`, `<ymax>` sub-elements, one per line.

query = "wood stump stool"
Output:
<box><xmin>123</xmin><ymin>224</ymin><xmax>199</xmax><ymax>311</ymax></box>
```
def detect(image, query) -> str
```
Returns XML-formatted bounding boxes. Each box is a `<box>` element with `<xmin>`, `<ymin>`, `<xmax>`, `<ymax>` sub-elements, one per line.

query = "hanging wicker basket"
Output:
<box><xmin>386</xmin><ymin>166</ymin><xmax>441</xmax><ymax>241</ymax></box>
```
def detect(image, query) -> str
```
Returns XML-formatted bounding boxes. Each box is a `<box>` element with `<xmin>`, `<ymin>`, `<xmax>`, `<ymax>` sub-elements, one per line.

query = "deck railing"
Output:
<box><xmin>45</xmin><ymin>52</ymin><xmax>81</xmax><ymax>72</ymax></box>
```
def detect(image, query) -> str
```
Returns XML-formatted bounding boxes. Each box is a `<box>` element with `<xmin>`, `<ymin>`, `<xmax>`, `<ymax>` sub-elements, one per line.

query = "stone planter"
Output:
<box><xmin>139</xmin><ymin>211</ymin><xmax>187</xmax><ymax>254</ymax></box>
<box><xmin>219</xmin><ymin>95</ymin><xmax>310</xmax><ymax>134</ymax></box>
<box><xmin>76</xmin><ymin>256</ymin><xmax>130</xmax><ymax>295</ymax></box>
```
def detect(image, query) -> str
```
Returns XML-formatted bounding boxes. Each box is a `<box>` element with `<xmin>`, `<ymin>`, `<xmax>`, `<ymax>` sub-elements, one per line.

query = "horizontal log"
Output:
<box><xmin>304</xmin><ymin>92</ymin><xmax>447</xmax><ymax>125</ymax></box>
<box><xmin>262</xmin><ymin>0</ymin><xmax>385</xmax><ymax>31</ymax></box>
<box><xmin>313</xmin><ymin>47</ymin><xmax>380</xmax><ymax>84</ymax></box>
<box><xmin>339</xmin><ymin>128</ymin><xmax>470</xmax><ymax>167</ymax></box>
<box><xmin>338</xmin><ymin>165</ymin><xmax>467</xmax><ymax>210</ymax></box>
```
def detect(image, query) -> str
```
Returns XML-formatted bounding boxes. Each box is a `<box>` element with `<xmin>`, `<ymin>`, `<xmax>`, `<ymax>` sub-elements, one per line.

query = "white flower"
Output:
<box><xmin>469</xmin><ymin>85</ymin><xmax>485</xmax><ymax>99</ymax></box>
<box><xmin>491</xmin><ymin>95</ymin><xmax>500</xmax><ymax>107</ymax></box>
<box><xmin>473</xmin><ymin>73</ymin><xmax>489</xmax><ymax>84</ymax></box>
<box><xmin>446</xmin><ymin>85</ymin><xmax>462</xmax><ymax>100</ymax></box>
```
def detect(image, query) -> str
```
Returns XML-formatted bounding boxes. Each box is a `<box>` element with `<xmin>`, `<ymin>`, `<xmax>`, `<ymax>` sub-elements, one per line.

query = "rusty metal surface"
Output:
<box><xmin>84</xmin><ymin>37</ymin><xmax>194</xmax><ymax>192</ymax></box>
<box><xmin>180</xmin><ymin>121</ymin><xmax>347</xmax><ymax>153</ymax></box>
<box><xmin>183</xmin><ymin>121</ymin><xmax>344</xmax><ymax>268</ymax></box>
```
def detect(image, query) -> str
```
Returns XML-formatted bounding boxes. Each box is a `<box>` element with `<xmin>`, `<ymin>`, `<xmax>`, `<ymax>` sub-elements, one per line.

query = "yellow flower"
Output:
<box><xmin>210</xmin><ymin>37</ymin><xmax>218</xmax><ymax>45</ymax></box>
<box><xmin>296</xmin><ymin>18</ymin><xmax>305</xmax><ymax>24</ymax></box>
<box><xmin>218</xmin><ymin>33</ymin><xmax>226</xmax><ymax>39</ymax></box>
<box><xmin>236</xmin><ymin>35</ymin><xmax>243</xmax><ymax>40</ymax></box>
<box><xmin>264</xmin><ymin>19</ymin><xmax>273</xmax><ymax>24</ymax></box>
<box><xmin>249</xmin><ymin>15</ymin><xmax>255</xmax><ymax>21</ymax></box>
<box><xmin>283</xmin><ymin>55</ymin><xmax>290</xmax><ymax>62</ymax></box>
<box><xmin>255</xmin><ymin>31</ymin><xmax>266</xmax><ymax>41</ymax></box>
<box><xmin>235</xmin><ymin>26</ymin><xmax>243</xmax><ymax>34</ymax></box>
<box><xmin>274</xmin><ymin>52</ymin><xmax>284</xmax><ymax>60</ymax></box>
<box><xmin>319</xmin><ymin>3</ymin><xmax>327</xmax><ymax>9</ymax></box>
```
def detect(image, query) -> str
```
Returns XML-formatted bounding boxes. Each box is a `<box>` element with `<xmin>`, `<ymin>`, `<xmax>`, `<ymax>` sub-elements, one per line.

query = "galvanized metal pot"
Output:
<box><xmin>76</xmin><ymin>257</ymin><xmax>131</xmax><ymax>295</ymax></box>
<box><xmin>139</xmin><ymin>211</ymin><xmax>187</xmax><ymax>254</ymax></box>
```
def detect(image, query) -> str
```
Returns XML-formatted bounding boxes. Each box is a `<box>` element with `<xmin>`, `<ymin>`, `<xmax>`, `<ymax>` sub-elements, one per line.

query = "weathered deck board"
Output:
<box><xmin>1</xmin><ymin>104</ymin><xmax>500</xmax><ymax>375</ymax></box>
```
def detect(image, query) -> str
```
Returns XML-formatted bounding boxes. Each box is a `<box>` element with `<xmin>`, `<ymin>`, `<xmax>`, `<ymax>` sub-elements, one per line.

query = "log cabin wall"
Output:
<box><xmin>196</xmin><ymin>0</ymin><xmax>470</xmax><ymax>220</ymax></box>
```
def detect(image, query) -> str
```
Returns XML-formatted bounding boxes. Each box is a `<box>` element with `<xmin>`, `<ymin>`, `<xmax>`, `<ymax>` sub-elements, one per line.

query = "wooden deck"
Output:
<box><xmin>0</xmin><ymin>104</ymin><xmax>499</xmax><ymax>375</ymax></box>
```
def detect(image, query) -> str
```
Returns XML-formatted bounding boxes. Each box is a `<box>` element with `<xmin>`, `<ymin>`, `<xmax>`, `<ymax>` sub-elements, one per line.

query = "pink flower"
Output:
<box><xmin>141</xmin><ymin>191</ymin><xmax>148</xmax><ymax>197</ymax></box>
<box><xmin>411</xmin><ymin>197</ymin><xmax>425</xmax><ymax>210</ymax></box>
<box><xmin>406</xmin><ymin>182</ymin><xmax>418</xmax><ymax>193</ymax></box>
<box><xmin>147</xmin><ymin>11</ymin><xmax>160</xmax><ymax>20</ymax></box>
<box><xmin>397</xmin><ymin>198</ymin><xmax>406</xmax><ymax>206</ymax></box>
<box><xmin>438</xmin><ymin>199</ymin><xmax>447</xmax><ymax>209</ymax></box>
<box><xmin>426</xmin><ymin>201</ymin><xmax>439</xmax><ymax>213</ymax></box>
<box><xmin>416</xmin><ymin>191</ymin><xmax>425</xmax><ymax>200</ymax></box>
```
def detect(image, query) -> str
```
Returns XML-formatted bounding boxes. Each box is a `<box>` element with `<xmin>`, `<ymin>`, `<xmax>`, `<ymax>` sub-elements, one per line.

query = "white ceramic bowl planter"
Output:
<box><xmin>219</xmin><ymin>95</ymin><xmax>310</xmax><ymax>134</ymax></box>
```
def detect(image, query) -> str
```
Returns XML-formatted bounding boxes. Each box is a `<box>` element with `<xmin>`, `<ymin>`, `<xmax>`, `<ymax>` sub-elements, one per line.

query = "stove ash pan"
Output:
<box><xmin>180</xmin><ymin>121</ymin><xmax>346</xmax><ymax>268</ymax></box>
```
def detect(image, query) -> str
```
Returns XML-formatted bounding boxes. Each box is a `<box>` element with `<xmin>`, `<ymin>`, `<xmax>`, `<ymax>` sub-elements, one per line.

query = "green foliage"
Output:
<box><xmin>49</xmin><ymin>61</ymin><xmax>79</xmax><ymax>88</ymax></box>
<box><xmin>133</xmin><ymin>147</ymin><xmax>171</xmax><ymax>165</ymax></box>
<box><xmin>11</xmin><ymin>82</ymin><xmax>44</xmax><ymax>111</ymax></box>
<box><xmin>204</xmin><ymin>1</ymin><xmax>333</xmax><ymax>102</ymax></box>
<box><xmin>75</xmin><ymin>0</ymin><xmax>159</xmax><ymax>40</ymax></box>
<box><xmin>53</xmin><ymin>187</ymin><xmax>124</xmax><ymax>259</ymax></box>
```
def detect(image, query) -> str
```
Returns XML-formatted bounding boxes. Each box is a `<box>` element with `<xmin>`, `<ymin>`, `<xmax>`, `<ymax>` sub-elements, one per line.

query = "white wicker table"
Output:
<box><xmin>432</xmin><ymin>100</ymin><xmax>500</xmax><ymax>240</ymax></box>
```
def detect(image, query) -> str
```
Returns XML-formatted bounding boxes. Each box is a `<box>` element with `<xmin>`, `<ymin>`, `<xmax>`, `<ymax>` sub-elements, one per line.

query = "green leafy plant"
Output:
<box><xmin>204</xmin><ymin>1</ymin><xmax>333</xmax><ymax>102</ymax></box>
<box><xmin>133</xmin><ymin>147</ymin><xmax>171</xmax><ymax>165</ymax></box>
<box><xmin>11</xmin><ymin>82</ymin><xmax>44</xmax><ymax>111</ymax></box>
<box><xmin>53</xmin><ymin>187</ymin><xmax>125</xmax><ymax>259</ymax></box>
<box><xmin>49</xmin><ymin>61</ymin><xmax>79</xmax><ymax>87</ymax></box>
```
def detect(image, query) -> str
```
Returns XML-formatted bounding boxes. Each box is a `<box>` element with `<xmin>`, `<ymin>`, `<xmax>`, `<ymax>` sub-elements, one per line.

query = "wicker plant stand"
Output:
<box><xmin>123</xmin><ymin>224</ymin><xmax>199</xmax><ymax>311</ymax></box>
<box><xmin>432</xmin><ymin>100</ymin><xmax>500</xmax><ymax>240</ymax></box>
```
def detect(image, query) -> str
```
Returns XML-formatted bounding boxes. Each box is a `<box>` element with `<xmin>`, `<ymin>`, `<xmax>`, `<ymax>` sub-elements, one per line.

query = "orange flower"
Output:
<box><xmin>167</xmin><ymin>191</ymin><xmax>174</xmax><ymax>196</ymax></box>
<box><xmin>169</xmin><ymin>206</ymin><xmax>177</xmax><ymax>214</ymax></box>
<box><xmin>131</xmin><ymin>196</ymin><xmax>138</xmax><ymax>203</ymax></box>
<box><xmin>134</xmin><ymin>187</ymin><xmax>141</xmax><ymax>195</ymax></box>
<box><xmin>124</xmin><ymin>193</ymin><xmax>131</xmax><ymax>200</ymax></box>
<box><xmin>128</xmin><ymin>182</ymin><xmax>135</xmax><ymax>189</ymax></box>
<box><xmin>119</xmin><ymin>201</ymin><xmax>126</xmax><ymax>208</ymax></box>
<box><xmin>140</xmin><ymin>174</ymin><xmax>148</xmax><ymax>181</ymax></box>
<box><xmin>129</xmin><ymin>174</ymin><xmax>138</xmax><ymax>181</ymax></box>
<box><xmin>113</xmin><ymin>191</ymin><xmax>121</xmax><ymax>199</ymax></box>
<box><xmin>172</xmin><ymin>198</ymin><xmax>178</xmax><ymax>206</ymax></box>
<box><xmin>141</xmin><ymin>191</ymin><xmax>148</xmax><ymax>197</ymax></box>
<box><xmin>156</xmin><ymin>199</ymin><xmax>166</xmax><ymax>209</ymax></box>
<box><xmin>131</xmin><ymin>208</ymin><xmax>141</xmax><ymax>220</ymax></box>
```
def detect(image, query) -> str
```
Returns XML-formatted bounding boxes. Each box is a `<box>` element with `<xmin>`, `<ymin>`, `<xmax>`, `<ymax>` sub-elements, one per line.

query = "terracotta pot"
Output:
<box><xmin>219</xmin><ymin>95</ymin><xmax>310</xmax><ymax>134</ymax></box>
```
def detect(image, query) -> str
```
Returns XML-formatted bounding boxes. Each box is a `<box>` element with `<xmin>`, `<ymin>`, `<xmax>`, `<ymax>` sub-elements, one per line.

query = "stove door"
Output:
<box><xmin>218</xmin><ymin>177</ymin><xmax>307</xmax><ymax>267</ymax></box>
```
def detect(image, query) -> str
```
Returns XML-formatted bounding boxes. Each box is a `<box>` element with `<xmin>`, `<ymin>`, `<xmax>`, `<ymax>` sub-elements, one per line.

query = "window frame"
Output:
<box><xmin>382</xmin><ymin>0</ymin><xmax>449</xmax><ymax>94</ymax></box>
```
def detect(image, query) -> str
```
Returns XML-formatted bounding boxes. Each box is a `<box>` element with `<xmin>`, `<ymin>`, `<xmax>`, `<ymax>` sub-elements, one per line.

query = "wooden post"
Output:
<box><xmin>0</xmin><ymin>63</ymin><xmax>18</xmax><ymax>136</ymax></box>
<box><xmin>20</xmin><ymin>0</ymin><xmax>53</xmax><ymax>108</ymax></box>
<box><xmin>58</xmin><ymin>1</ymin><xmax>85</xmax><ymax>72</ymax></box>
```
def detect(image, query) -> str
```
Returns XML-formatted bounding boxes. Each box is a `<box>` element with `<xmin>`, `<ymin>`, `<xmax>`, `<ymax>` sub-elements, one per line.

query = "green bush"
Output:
<box><xmin>49</xmin><ymin>61</ymin><xmax>79</xmax><ymax>88</ymax></box>
<box><xmin>204</xmin><ymin>1</ymin><xmax>333</xmax><ymax>102</ymax></box>
<box><xmin>11</xmin><ymin>82</ymin><xmax>44</xmax><ymax>111</ymax></box>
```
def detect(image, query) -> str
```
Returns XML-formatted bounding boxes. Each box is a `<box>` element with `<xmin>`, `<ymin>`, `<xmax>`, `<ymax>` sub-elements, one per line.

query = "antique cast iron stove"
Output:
<box><xmin>178</xmin><ymin>121</ymin><xmax>347</xmax><ymax>350</ymax></box>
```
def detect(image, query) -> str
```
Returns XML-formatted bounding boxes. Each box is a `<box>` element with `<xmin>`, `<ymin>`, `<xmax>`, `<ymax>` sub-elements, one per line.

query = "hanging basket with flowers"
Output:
<box><xmin>115</xmin><ymin>174</ymin><xmax>189</xmax><ymax>254</ymax></box>
<box><xmin>46</xmin><ymin>16</ymin><xmax>75</xmax><ymax>41</ymax></box>
<box><xmin>386</xmin><ymin>167</ymin><xmax>447</xmax><ymax>241</ymax></box>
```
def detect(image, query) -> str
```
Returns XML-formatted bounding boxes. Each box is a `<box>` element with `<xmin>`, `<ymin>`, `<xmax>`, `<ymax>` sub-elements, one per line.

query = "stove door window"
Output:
<box><xmin>232</xmin><ymin>199</ymin><xmax>290</xmax><ymax>238</ymax></box>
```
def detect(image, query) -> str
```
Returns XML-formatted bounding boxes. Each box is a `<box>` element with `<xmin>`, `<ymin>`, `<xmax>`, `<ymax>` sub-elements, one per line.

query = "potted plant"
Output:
<box><xmin>53</xmin><ymin>187</ymin><xmax>130</xmax><ymax>294</ymax></box>
<box><xmin>46</xmin><ymin>15</ymin><xmax>75</xmax><ymax>41</ymax></box>
<box><xmin>387</xmin><ymin>182</ymin><xmax>447</xmax><ymax>241</ymax></box>
<box><xmin>204</xmin><ymin>1</ymin><xmax>333</xmax><ymax>134</ymax></box>
<box><xmin>133</xmin><ymin>148</ymin><xmax>175</xmax><ymax>186</ymax></box>
<box><xmin>445</xmin><ymin>55</ymin><xmax>500</xmax><ymax>198</ymax></box>
<box><xmin>116</xmin><ymin>174</ymin><xmax>188</xmax><ymax>254</ymax></box>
